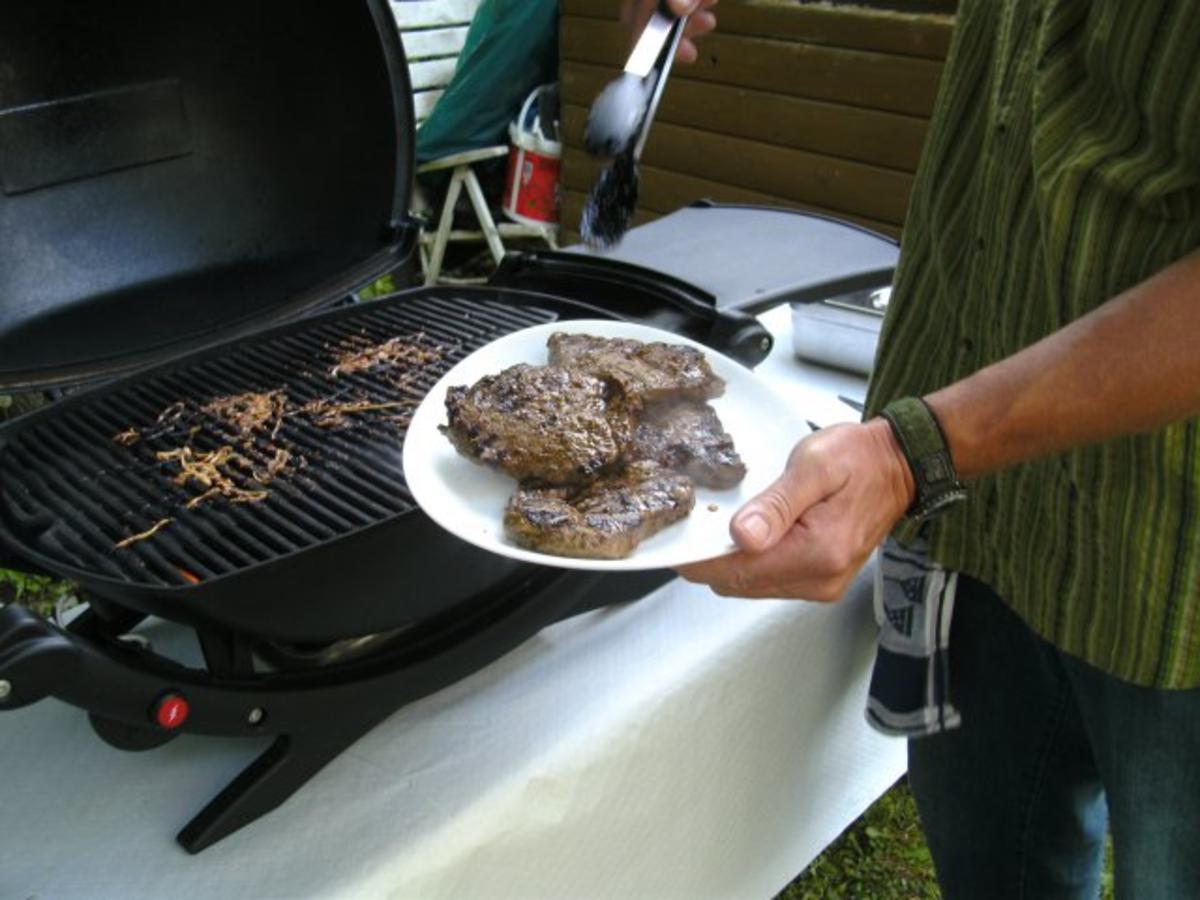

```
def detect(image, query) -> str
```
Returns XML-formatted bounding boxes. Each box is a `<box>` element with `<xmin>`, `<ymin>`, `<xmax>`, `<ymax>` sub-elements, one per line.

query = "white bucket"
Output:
<box><xmin>503</xmin><ymin>84</ymin><xmax>562</xmax><ymax>227</ymax></box>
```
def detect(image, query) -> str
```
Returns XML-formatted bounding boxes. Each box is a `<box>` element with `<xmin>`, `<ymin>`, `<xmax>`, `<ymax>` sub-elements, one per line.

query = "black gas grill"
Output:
<box><xmin>0</xmin><ymin>0</ymin><xmax>781</xmax><ymax>853</ymax></box>
<box><xmin>0</xmin><ymin>0</ymin><xmax>904</xmax><ymax>857</ymax></box>
<box><xmin>0</xmin><ymin>277</ymin><xmax>769</xmax><ymax>851</ymax></box>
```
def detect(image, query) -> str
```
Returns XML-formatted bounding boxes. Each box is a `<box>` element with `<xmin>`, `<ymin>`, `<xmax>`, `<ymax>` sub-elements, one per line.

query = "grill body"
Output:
<box><xmin>0</xmin><ymin>0</ymin><xmax>779</xmax><ymax>857</ymax></box>
<box><xmin>0</xmin><ymin>269</ymin><xmax>769</xmax><ymax>642</ymax></box>
<box><xmin>0</xmin><ymin>290</ymin><xmax>564</xmax><ymax>640</ymax></box>
<box><xmin>0</xmin><ymin>257</ymin><xmax>770</xmax><ymax>853</ymax></box>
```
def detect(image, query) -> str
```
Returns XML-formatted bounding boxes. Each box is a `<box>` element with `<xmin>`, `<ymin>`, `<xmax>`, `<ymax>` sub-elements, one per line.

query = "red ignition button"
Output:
<box><xmin>153</xmin><ymin>693</ymin><xmax>190</xmax><ymax>730</ymax></box>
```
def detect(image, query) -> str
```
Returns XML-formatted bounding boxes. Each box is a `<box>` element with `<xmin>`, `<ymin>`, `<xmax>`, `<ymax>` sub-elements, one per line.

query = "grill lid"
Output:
<box><xmin>0</xmin><ymin>0</ymin><xmax>415</xmax><ymax>390</ymax></box>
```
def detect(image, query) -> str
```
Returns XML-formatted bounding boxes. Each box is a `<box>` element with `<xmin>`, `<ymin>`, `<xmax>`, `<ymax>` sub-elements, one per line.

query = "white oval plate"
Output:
<box><xmin>403</xmin><ymin>319</ymin><xmax>807</xmax><ymax>571</ymax></box>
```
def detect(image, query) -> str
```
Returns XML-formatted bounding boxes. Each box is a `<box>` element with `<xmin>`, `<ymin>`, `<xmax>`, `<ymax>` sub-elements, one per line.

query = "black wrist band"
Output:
<box><xmin>879</xmin><ymin>397</ymin><xmax>967</xmax><ymax>521</ymax></box>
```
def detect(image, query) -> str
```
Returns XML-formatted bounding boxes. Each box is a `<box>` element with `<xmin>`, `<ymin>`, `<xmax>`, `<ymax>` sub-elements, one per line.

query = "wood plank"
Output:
<box><xmin>408</xmin><ymin>58</ymin><xmax>458</xmax><ymax>91</ymax></box>
<box><xmin>636</xmin><ymin>166</ymin><xmax>898</xmax><ymax>235</ymax></box>
<box><xmin>559</xmin><ymin>165</ymin><xmax>892</xmax><ymax>236</ymax></box>
<box><xmin>560</xmin><ymin>20</ymin><xmax>945</xmax><ymax>117</ymax></box>
<box><xmin>401</xmin><ymin>26</ymin><xmax>469</xmax><ymax>61</ymax></box>
<box><xmin>390</xmin><ymin>0</ymin><xmax>481</xmax><ymax>30</ymax></box>
<box><xmin>560</xmin><ymin>0</ymin><xmax>954</xmax><ymax>59</ymax></box>
<box><xmin>560</xmin><ymin>161</ymin><xmax>898</xmax><ymax>236</ymax></box>
<box><xmin>559</xmin><ymin>187</ymin><xmax>898</xmax><ymax>247</ymax></box>
<box><xmin>560</xmin><ymin>189</ymin><xmax>657</xmax><ymax>244</ymax></box>
<box><xmin>561</xmin><ymin>106</ymin><xmax>914</xmax><ymax>225</ymax></box>
<box><xmin>561</xmin><ymin>61</ymin><xmax>929</xmax><ymax>172</ymax></box>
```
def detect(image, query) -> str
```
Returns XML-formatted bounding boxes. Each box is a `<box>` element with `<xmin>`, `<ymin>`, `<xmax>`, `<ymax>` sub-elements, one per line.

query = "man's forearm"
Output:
<box><xmin>925</xmin><ymin>247</ymin><xmax>1200</xmax><ymax>479</ymax></box>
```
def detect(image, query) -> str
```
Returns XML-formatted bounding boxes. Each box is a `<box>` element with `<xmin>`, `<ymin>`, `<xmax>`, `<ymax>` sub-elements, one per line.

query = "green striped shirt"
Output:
<box><xmin>864</xmin><ymin>0</ymin><xmax>1200</xmax><ymax>687</ymax></box>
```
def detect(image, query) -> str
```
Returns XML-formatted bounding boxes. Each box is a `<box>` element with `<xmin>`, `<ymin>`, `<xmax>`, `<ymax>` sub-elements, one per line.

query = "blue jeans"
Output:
<box><xmin>908</xmin><ymin>576</ymin><xmax>1200</xmax><ymax>899</ymax></box>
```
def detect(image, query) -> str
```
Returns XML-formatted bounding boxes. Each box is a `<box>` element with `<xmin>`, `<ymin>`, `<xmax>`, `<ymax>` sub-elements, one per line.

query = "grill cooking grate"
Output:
<box><xmin>0</xmin><ymin>293</ymin><xmax>557</xmax><ymax>587</ymax></box>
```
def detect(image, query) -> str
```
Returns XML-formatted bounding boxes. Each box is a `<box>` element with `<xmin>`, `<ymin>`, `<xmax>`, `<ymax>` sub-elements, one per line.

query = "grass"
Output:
<box><xmin>780</xmin><ymin>777</ymin><xmax>1116</xmax><ymax>900</ymax></box>
<box><xmin>779</xmin><ymin>778</ymin><xmax>939</xmax><ymax>900</ymax></box>
<box><xmin>0</xmin><ymin>568</ymin><xmax>72</xmax><ymax>618</ymax></box>
<box><xmin>0</xmin><ymin>396</ymin><xmax>75</xmax><ymax>618</ymax></box>
<box><xmin>357</xmin><ymin>273</ymin><xmax>400</xmax><ymax>301</ymax></box>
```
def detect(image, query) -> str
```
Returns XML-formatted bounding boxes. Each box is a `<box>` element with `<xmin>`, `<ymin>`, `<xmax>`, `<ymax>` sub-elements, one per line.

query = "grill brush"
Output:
<box><xmin>581</xmin><ymin>3</ymin><xmax>687</xmax><ymax>249</ymax></box>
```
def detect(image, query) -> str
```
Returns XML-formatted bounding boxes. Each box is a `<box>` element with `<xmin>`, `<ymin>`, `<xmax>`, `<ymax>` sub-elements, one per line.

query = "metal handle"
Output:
<box><xmin>624</xmin><ymin>6</ymin><xmax>679</xmax><ymax>77</ymax></box>
<box><xmin>632</xmin><ymin>13</ymin><xmax>687</xmax><ymax>161</ymax></box>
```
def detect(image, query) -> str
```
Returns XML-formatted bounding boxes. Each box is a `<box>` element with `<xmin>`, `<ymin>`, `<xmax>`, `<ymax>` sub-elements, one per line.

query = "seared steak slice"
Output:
<box><xmin>631</xmin><ymin>400</ymin><xmax>747</xmax><ymax>489</ymax></box>
<box><xmin>443</xmin><ymin>364</ymin><xmax>634</xmax><ymax>484</ymax></box>
<box><xmin>547</xmin><ymin>333</ymin><xmax>725</xmax><ymax>402</ymax></box>
<box><xmin>504</xmin><ymin>461</ymin><xmax>695</xmax><ymax>559</ymax></box>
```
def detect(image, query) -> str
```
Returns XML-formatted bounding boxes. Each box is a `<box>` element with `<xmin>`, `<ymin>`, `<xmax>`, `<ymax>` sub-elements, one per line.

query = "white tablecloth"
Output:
<box><xmin>0</xmin><ymin>307</ymin><xmax>906</xmax><ymax>900</ymax></box>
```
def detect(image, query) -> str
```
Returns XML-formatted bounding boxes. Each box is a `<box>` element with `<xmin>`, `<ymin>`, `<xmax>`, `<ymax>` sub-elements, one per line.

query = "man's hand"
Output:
<box><xmin>620</xmin><ymin>0</ymin><xmax>718</xmax><ymax>65</ymax></box>
<box><xmin>678</xmin><ymin>241</ymin><xmax>1200</xmax><ymax>605</ymax></box>
<box><xmin>677</xmin><ymin>420</ymin><xmax>915</xmax><ymax>602</ymax></box>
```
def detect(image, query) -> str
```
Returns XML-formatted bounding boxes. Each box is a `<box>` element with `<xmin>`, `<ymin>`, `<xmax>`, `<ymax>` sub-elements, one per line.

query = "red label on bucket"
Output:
<box><xmin>504</xmin><ymin>145</ymin><xmax>560</xmax><ymax>225</ymax></box>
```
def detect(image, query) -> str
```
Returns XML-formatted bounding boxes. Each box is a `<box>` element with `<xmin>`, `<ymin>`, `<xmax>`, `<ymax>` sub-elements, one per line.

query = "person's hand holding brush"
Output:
<box><xmin>581</xmin><ymin>0</ymin><xmax>715</xmax><ymax>247</ymax></box>
<box><xmin>621</xmin><ymin>0</ymin><xmax>718</xmax><ymax>65</ymax></box>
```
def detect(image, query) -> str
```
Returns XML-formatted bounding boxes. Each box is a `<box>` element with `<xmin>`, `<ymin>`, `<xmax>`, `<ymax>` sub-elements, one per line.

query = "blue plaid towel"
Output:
<box><xmin>865</xmin><ymin>537</ymin><xmax>962</xmax><ymax>737</ymax></box>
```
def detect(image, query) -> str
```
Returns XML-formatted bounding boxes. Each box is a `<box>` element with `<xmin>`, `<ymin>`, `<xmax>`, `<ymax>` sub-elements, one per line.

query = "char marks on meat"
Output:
<box><xmin>504</xmin><ymin>461</ymin><xmax>695</xmax><ymax>559</ymax></box>
<box><xmin>630</xmin><ymin>400</ymin><xmax>747</xmax><ymax>489</ymax></box>
<box><xmin>547</xmin><ymin>332</ymin><xmax>725</xmax><ymax>403</ymax></box>
<box><xmin>442</xmin><ymin>332</ymin><xmax>747</xmax><ymax>559</ymax></box>
<box><xmin>442</xmin><ymin>363</ymin><xmax>634</xmax><ymax>485</ymax></box>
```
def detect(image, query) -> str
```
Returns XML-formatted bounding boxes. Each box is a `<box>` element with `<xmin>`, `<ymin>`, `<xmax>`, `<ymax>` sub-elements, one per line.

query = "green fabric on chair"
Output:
<box><xmin>414</xmin><ymin>0</ymin><xmax>558</xmax><ymax>165</ymax></box>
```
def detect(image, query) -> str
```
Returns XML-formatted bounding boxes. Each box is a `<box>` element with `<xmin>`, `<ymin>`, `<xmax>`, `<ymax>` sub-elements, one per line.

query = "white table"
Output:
<box><xmin>0</xmin><ymin>307</ymin><xmax>905</xmax><ymax>900</ymax></box>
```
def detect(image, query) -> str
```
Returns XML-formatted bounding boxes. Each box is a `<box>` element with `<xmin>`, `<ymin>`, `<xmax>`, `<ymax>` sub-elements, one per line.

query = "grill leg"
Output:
<box><xmin>0</xmin><ymin>605</ymin><xmax>81</xmax><ymax>708</ymax></box>
<box><xmin>176</xmin><ymin>727</ymin><xmax>368</xmax><ymax>854</ymax></box>
<box><xmin>196</xmin><ymin>626</ymin><xmax>255</xmax><ymax>678</ymax></box>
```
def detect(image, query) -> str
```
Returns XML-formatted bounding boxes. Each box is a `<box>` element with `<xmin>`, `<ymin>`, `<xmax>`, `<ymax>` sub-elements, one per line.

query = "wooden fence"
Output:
<box><xmin>558</xmin><ymin>0</ymin><xmax>956</xmax><ymax>241</ymax></box>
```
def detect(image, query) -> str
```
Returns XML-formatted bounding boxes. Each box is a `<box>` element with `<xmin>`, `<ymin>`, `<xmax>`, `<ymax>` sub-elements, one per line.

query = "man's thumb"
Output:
<box><xmin>730</xmin><ymin>482</ymin><xmax>798</xmax><ymax>554</ymax></box>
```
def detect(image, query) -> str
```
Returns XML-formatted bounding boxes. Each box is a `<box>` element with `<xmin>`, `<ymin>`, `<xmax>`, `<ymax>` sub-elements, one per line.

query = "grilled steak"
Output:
<box><xmin>504</xmin><ymin>461</ymin><xmax>696</xmax><ymax>559</ymax></box>
<box><xmin>442</xmin><ymin>363</ymin><xmax>634</xmax><ymax>484</ymax></box>
<box><xmin>547</xmin><ymin>332</ymin><xmax>725</xmax><ymax>402</ymax></box>
<box><xmin>631</xmin><ymin>400</ymin><xmax>747</xmax><ymax>489</ymax></box>
<box><xmin>443</xmin><ymin>333</ymin><xmax>743</xmax><ymax>559</ymax></box>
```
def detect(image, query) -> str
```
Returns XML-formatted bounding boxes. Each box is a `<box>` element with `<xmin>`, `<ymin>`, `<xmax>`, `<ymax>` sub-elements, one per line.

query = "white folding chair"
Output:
<box><xmin>395</xmin><ymin>0</ymin><xmax>557</xmax><ymax>286</ymax></box>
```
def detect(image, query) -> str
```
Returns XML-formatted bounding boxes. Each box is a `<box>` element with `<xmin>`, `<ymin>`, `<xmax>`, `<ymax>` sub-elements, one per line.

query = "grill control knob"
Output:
<box><xmin>152</xmin><ymin>692</ymin><xmax>190</xmax><ymax>730</ymax></box>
